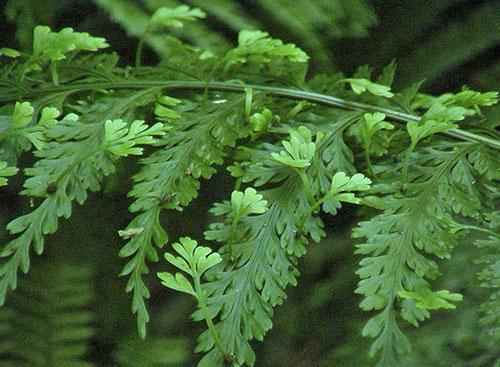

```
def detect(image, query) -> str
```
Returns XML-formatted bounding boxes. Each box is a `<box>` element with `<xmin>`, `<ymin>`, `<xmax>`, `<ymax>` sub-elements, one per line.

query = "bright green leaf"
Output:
<box><xmin>271</xmin><ymin>126</ymin><xmax>317</xmax><ymax>169</ymax></box>
<box><xmin>398</xmin><ymin>288</ymin><xmax>463</xmax><ymax>310</ymax></box>
<box><xmin>230</xmin><ymin>187</ymin><xmax>268</xmax><ymax>218</ymax></box>
<box><xmin>12</xmin><ymin>101</ymin><xmax>34</xmax><ymax>129</ymax></box>
<box><xmin>225</xmin><ymin>30</ymin><xmax>309</xmax><ymax>68</ymax></box>
<box><xmin>103</xmin><ymin>119</ymin><xmax>167</xmax><ymax>157</ymax></box>
<box><xmin>0</xmin><ymin>161</ymin><xmax>18</xmax><ymax>186</ymax></box>
<box><xmin>158</xmin><ymin>272</ymin><xmax>196</xmax><ymax>296</ymax></box>
<box><xmin>345</xmin><ymin>78</ymin><xmax>394</xmax><ymax>98</ymax></box>
<box><xmin>32</xmin><ymin>25</ymin><xmax>108</xmax><ymax>63</ymax></box>
<box><xmin>150</xmin><ymin>5</ymin><xmax>205</xmax><ymax>28</ymax></box>
<box><xmin>0</xmin><ymin>47</ymin><xmax>20</xmax><ymax>57</ymax></box>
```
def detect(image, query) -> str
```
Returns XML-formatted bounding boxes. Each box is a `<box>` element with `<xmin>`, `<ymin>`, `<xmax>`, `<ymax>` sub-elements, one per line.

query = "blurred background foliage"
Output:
<box><xmin>0</xmin><ymin>0</ymin><xmax>498</xmax><ymax>365</ymax></box>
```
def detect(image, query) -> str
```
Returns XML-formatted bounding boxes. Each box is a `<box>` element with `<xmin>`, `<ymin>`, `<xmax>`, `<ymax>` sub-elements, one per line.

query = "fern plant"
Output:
<box><xmin>0</xmin><ymin>5</ymin><xmax>498</xmax><ymax>366</ymax></box>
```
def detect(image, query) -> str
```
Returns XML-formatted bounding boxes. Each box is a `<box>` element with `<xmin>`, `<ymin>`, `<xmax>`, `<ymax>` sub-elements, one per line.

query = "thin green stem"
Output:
<box><xmin>452</xmin><ymin>224</ymin><xmax>498</xmax><ymax>237</ymax></box>
<box><xmin>135</xmin><ymin>24</ymin><xmax>151</xmax><ymax>68</ymax></box>
<box><xmin>50</xmin><ymin>63</ymin><xmax>59</xmax><ymax>86</ymax></box>
<box><xmin>135</xmin><ymin>38</ymin><xmax>145</xmax><ymax>68</ymax></box>
<box><xmin>364</xmin><ymin>142</ymin><xmax>377</xmax><ymax>179</ymax></box>
<box><xmin>234</xmin><ymin>178</ymin><xmax>242</xmax><ymax>192</ymax></box>
<box><xmin>297</xmin><ymin>197</ymin><xmax>324</xmax><ymax>230</ymax></box>
<box><xmin>297</xmin><ymin>170</ymin><xmax>315</xmax><ymax>205</ymax></box>
<box><xmin>1</xmin><ymin>80</ymin><xmax>499</xmax><ymax>150</ymax></box>
<box><xmin>226</xmin><ymin>215</ymin><xmax>239</xmax><ymax>262</ymax></box>
<box><xmin>193</xmin><ymin>274</ymin><xmax>230</xmax><ymax>361</ymax></box>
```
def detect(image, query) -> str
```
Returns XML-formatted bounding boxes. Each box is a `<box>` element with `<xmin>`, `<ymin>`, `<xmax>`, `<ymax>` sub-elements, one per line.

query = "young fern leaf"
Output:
<box><xmin>348</xmin><ymin>112</ymin><xmax>394</xmax><ymax>176</ymax></box>
<box><xmin>321</xmin><ymin>172</ymin><xmax>372</xmax><ymax>215</ymax></box>
<box><xmin>223</xmin><ymin>30</ymin><xmax>309</xmax><ymax>83</ymax></box>
<box><xmin>196</xmin><ymin>127</ymin><xmax>369</xmax><ymax>366</ymax></box>
<box><xmin>0</xmin><ymin>115</ymin><xmax>166</xmax><ymax>305</ymax></box>
<box><xmin>120</xmin><ymin>96</ymin><xmax>249</xmax><ymax>338</ymax></box>
<box><xmin>343</xmin><ymin>78</ymin><xmax>394</xmax><ymax>98</ymax></box>
<box><xmin>157</xmin><ymin>237</ymin><xmax>227</xmax><ymax>358</ymax></box>
<box><xmin>150</xmin><ymin>5</ymin><xmax>206</xmax><ymax>29</ymax></box>
<box><xmin>25</xmin><ymin>25</ymin><xmax>108</xmax><ymax>78</ymax></box>
<box><xmin>0</xmin><ymin>25</ymin><xmax>107</xmax><ymax>85</ymax></box>
<box><xmin>225</xmin><ymin>30</ymin><xmax>309</xmax><ymax>67</ymax></box>
<box><xmin>271</xmin><ymin>126</ymin><xmax>317</xmax><ymax>169</ymax></box>
<box><xmin>354</xmin><ymin>113</ymin><xmax>394</xmax><ymax>153</ymax></box>
<box><xmin>0</xmin><ymin>102</ymin><xmax>60</xmax><ymax>163</ymax></box>
<box><xmin>208</xmin><ymin>187</ymin><xmax>269</xmax><ymax>262</ymax></box>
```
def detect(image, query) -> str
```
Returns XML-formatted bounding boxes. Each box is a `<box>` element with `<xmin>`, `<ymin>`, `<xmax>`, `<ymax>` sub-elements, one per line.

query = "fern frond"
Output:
<box><xmin>120</xmin><ymin>96</ymin><xmax>248</xmax><ymax>337</ymax></box>
<box><xmin>193</xmin><ymin>126</ymin><xmax>369</xmax><ymax>365</ymax></box>
<box><xmin>0</xmin><ymin>114</ymin><xmax>166</xmax><ymax>304</ymax></box>
<box><xmin>0</xmin><ymin>11</ymin><xmax>498</xmax><ymax>366</ymax></box>
<box><xmin>0</xmin><ymin>161</ymin><xmax>17</xmax><ymax>186</ymax></box>
<box><xmin>354</xmin><ymin>142</ymin><xmax>495</xmax><ymax>365</ymax></box>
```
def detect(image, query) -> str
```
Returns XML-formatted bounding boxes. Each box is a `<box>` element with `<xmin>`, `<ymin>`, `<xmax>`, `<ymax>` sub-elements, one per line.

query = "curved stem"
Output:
<box><xmin>135</xmin><ymin>38</ymin><xmax>145</xmax><ymax>68</ymax></box>
<box><xmin>452</xmin><ymin>224</ymin><xmax>498</xmax><ymax>237</ymax></box>
<box><xmin>297</xmin><ymin>198</ymin><xmax>324</xmax><ymax>230</ymax></box>
<box><xmin>364</xmin><ymin>143</ymin><xmax>377</xmax><ymax>179</ymax></box>
<box><xmin>297</xmin><ymin>170</ymin><xmax>315</xmax><ymax>205</ymax></box>
<box><xmin>1</xmin><ymin>80</ymin><xmax>499</xmax><ymax>150</ymax></box>
<box><xmin>226</xmin><ymin>215</ymin><xmax>239</xmax><ymax>262</ymax></box>
<box><xmin>193</xmin><ymin>274</ymin><xmax>230</xmax><ymax>360</ymax></box>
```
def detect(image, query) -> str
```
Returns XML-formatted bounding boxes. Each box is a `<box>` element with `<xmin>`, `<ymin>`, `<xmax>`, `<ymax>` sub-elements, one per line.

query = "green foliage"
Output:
<box><xmin>353</xmin><ymin>134</ymin><xmax>497</xmax><ymax>365</ymax></box>
<box><xmin>321</xmin><ymin>172</ymin><xmax>371</xmax><ymax>214</ymax></box>
<box><xmin>158</xmin><ymin>237</ymin><xmax>222</xmax><ymax>297</ymax></box>
<box><xmin>0</xmin><ymin>47</ymin><xmax>20</xmax><ymax>58</ymax></box>
<box><xmin>190</xmin><ymin>128</ymin><xmax>371</xmax><ymax>366</ymax></box>
<box><xmin>158</xmin><ymin>237</ymin><xmax>230</xmax><ymax>363</ymax></box>
<box><xmin>0</xmin><ymin>261</ymin><xmax>95</xmax><ymax>366</ymax></box>
<box><xmin>0</xmin><ymin>4</ymin><xmax>498</xmax><ymax>367</ymax></box>
<box><xmin>398</xmin><ymin>288</ymin><xmax>463</xmax><ymax>310</ymax></box>
<box><xmin>91</xmin><ymin>0</ymin><xmax>376</xmax><ymax>67</ymax></box>
<box><xmin>150</xmin><ymin>5</ymin><xmax>205</xmax><ymax>29</ymax></box>
<box><xmin>271</xmin><ymin>126</ymin><xmax>317</xmax><ymax>168</ymax></box>
<box><xmin>0</xmin><ymin>105</ymin><xmax>167</xmax><ymax>305</ymax></box>
<box><xmin>29</xmin><ymin>25</ymin><xmax>108</xmax><ymax>65</ymax></box>
<box><xmin>475</xmin><ymin>211</ymin><xmax>500</xmax><ymax>344</ymax></box>
<box><xmin>345</xmin><ymin>78</ymin><xmax>394</xmax><ymax>98</ymax></box>
<box><xmin>0</xmin><ymin>161</ymin><xmax>17</xmax><ymax>186</ymax></box>
<box><xmin>119</xmin><ymin>96</ymin><xmax>247</xmax><ymax>338</ymax></box>
<box><xmin>225</xmin><ymin>30</ymin><xmax>309</xmax><ymax>67</ymax></box>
